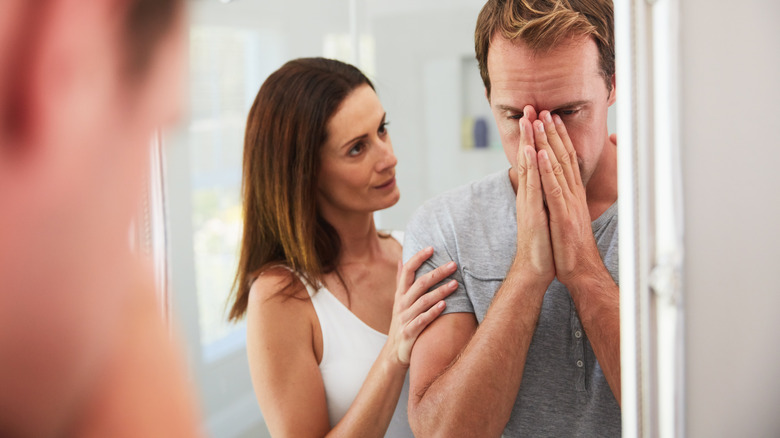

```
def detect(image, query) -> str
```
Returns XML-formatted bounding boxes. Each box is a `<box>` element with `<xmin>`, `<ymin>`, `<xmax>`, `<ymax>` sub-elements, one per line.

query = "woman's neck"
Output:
<box><xmin>324</xmin><ymin>210</ymin><xmax>384</xmax><ymax>265</ymax></box>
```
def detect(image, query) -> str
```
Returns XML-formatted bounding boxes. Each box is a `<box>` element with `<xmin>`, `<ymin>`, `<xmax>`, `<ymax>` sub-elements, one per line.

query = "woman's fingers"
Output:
<box><xmin>395</xmin><ymin>292</ymin><xmax>450</xmax><ymax>365</ymax></box>
<box><xmin>405</xmin><ymin>279</ymin><xmax>457</xmax><ymax>321</ymax></box>
<box><xmin>402</xmin><ymin>260</ymin><xmax>457</xmax><ymax>304</ymax></box>
<box><xmin>393</xmin><ymin>251</ymin><xmax>457</xmax><ymax>364</ymax></box>
<box><xmin>397</xmin><ymin>246</ymin><xmax>434</xmax><ymax>292</ymax></box>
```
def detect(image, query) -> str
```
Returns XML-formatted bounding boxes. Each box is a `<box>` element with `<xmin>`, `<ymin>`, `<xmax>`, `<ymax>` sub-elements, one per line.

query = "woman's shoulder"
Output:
<box><xmin>379</xmin><ymin>230</ymin><xmax>404</xmax><ymax>246</ymax></box>
<box><xmin>247</xmin><ymin>265</ymin><xmax>311</xmax><ymax>308</ymax></box>
<box><xmin>245</xmin><ymin>266</ymin><xmax>318</xmax><ymax>347</ymax></box>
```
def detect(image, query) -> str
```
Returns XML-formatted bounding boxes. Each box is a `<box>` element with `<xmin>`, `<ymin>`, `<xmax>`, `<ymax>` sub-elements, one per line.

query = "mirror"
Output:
<box><xmin>162</xmin><ymin>0</ymin><xmax>780</xmax><ymax>436</ymax></box>
<box><xmin>163</xmin><ymin>1</ymin><xmax>628</xmax><ymax>437</ymax></box>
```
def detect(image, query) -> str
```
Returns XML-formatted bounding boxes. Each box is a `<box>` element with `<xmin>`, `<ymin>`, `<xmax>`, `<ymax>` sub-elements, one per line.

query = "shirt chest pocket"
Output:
<box><xmin>462</xmin><ymin>268</ymin><xmax>506</xmax><ymax>323</ymax></box>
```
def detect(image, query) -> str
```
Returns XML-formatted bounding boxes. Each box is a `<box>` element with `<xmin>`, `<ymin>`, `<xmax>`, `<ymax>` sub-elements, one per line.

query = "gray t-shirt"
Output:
<box><xmin>403</xmin><ymin>169</ymin><xmax>621</xmax><ymax>437</ymax></box>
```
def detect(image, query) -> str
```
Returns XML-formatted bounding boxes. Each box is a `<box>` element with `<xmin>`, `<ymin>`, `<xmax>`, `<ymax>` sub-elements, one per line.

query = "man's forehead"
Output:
<box><xmin>488</xmin><ymin>35</ymin><xmax>599</xmax><ymax>78</ymax></box>
<box><xmin>487</xmin><ymin>35</ymin><xmax>603</xmax><ymax>107</ymax></box>
<box><xmin>488</xmin><ymin>32</ymin><xmax>597</xmax><ymax>64</ymax></box>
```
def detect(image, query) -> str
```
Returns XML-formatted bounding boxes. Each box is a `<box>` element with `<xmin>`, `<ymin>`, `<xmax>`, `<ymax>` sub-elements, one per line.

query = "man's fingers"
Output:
<box><xmin>552</xmin><ymin>114</ymin><xmax>582</xmax><ymax>186</ymax></box>
<box><xmin>540</xmin><ymin>111</ymin><xmax>577</xmax><ymax>190</ymax></box>
<box><xmin>533</xmin><ymin>119</ymin><xmax>568</xmax><ymax>194</ymax></box>
<box><xmin>538</xmin><ymin>149</ymin><xmax>566</xmax><ymax>217</ymax></box>
<box><xmin>523</xmin><ymin>104</ymin><xmax>538</xmax><ymax>123</ymax></box>
<box><xmin>523</xmin><ymin>145</ymin><xmax>545</xmax><ymax>210</ymax></box>
<box><xmin>515</xmin><ymin>117</ymin><xmax>534</xmax><ymax>201</ymax></box>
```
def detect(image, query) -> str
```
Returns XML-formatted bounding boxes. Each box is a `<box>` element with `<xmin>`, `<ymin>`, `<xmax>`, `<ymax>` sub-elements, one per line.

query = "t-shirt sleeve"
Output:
<box><xmin>403</xmin><ymin>204</ymin><xmax>474</xmax><ymax>315</ymax></box>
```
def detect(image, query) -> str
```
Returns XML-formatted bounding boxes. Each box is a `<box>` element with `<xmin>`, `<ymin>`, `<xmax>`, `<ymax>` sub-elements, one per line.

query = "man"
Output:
<box><xmin>0</xmin><ymin>0</ymin><xmax>202</xmax><ymax>436</ymax></box>
<box><xmin>404</xmin><ymin>0</ymin><xmax>620</xmax><ymax>436</ymax></box>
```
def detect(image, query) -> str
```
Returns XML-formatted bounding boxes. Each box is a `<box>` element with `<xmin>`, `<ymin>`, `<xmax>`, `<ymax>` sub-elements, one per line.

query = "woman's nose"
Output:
<box><xmin>376</xmin><ymin>140</ymin><xmax>397</xmax><ymax>172</ymax></box>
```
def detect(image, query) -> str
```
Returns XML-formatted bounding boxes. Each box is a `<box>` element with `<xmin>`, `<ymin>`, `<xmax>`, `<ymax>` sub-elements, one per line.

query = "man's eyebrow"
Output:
<box><xmin>551</xmin><ymin>100</ymin><xmax>590</xmax><ymax>111</ymax></box>
<box><xmin>494</xmin><ymin>101</ymin><xmax>590</xmax><ymax>114</ymax></box>
<box><xmin>495</xmin><ymin>104</ymin><xmax>523</xmax><ymax>113</ymax></box>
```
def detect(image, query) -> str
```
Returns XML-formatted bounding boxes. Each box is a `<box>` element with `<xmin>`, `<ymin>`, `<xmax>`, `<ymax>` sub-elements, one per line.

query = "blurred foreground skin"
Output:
<box><xmin>0</xmin><ymin>0</ymin><xmax>202</xmax><ymax>436</ymax></box>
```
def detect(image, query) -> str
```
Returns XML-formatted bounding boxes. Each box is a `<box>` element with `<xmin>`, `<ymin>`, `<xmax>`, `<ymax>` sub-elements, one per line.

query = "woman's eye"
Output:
<box><xmin>378</xmin><ymin>122</ymin><xmax>389</xmax><ymax>135</ymax></box>
<box><xmin>348</xmin><ymin>143</ymin><xmax>364</xmax><ymax>157</ymax></box>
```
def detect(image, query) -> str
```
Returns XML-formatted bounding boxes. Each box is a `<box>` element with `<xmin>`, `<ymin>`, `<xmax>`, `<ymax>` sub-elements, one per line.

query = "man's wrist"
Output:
<box><xmin>565</xmin><ymin>258</ymin><xmax>611</xmax><ymax>292</ymax></box>
<box><xmin>505</xmin><ymin>261</ymin><xmax>551</xmax><ymax>297</ymax></box>
<box><xmin>564</xmin><ymin>263</ymin><xmax>618</xmax><ymax>326</ymax></box>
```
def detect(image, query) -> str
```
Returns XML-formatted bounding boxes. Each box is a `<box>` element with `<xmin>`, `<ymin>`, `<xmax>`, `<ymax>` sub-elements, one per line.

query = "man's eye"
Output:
<box><xmin>556</xmin><ymin>109</ymin><xmax>579</xmax><ymax>116</ymax></box>
<box><xmin>508</xmin><ymin>113</ymin><xmax>524</xmax><ymax>120</ymax></box>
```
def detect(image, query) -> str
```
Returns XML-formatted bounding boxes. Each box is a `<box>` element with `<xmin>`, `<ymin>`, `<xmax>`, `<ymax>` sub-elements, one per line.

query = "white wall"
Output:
<box><xmin>170</xmin><ymin>2</ymin><xmax>353</xmax><ymax>437</ymax></box>
<box><xmin>370</xmin><ymin>3</ymin><xmax>509</xmax><ymax>231</ymax></box>
<box><xmin>680</xmin><ymin>1</ymin><xmax>780</xmax><ymax>436</ymax></box>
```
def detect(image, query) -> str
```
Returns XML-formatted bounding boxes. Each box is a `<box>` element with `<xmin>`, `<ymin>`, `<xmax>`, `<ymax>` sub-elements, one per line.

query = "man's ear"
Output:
<box><xmin>0</xmin><ymin>0</ymin><xmax>24</xmax><ymax>104</ymax></box>
<box><xmin>0</xmin><ymin>1</ymin><xmax>38</xmax><ymax>150</ymax></box>
<box><xmin>3</xmin><ymin>0</ymin><xmax>117</xmax><ymax>150</ymax></box>
<box><xmin>607</xmin><ymin>74</ymin><xmax>616</xmax><ymax>106</ymax></box>
<box><xmin>484</xmin><ymin>87</ymin><xmax>490</xmax><ymax>103</ymax></box>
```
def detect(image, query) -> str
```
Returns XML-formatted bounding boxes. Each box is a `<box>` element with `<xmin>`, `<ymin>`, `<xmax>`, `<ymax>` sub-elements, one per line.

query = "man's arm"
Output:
<box><xmin>408</xmin><ymin>121</ymin><xmax>556</xmax><ymax>437</ymax></box>
<box><xmin>408</xmin><ymin>270</ymin><xmax>548</xmax><ymax>438</ymax></box>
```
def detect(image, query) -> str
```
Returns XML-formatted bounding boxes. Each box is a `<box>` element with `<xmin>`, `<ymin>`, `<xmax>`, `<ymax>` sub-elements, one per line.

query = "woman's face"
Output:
<box><xmin>317</xmin><ymin>84</ymin><xmax>399</xmax><ymax>219</ymax></box>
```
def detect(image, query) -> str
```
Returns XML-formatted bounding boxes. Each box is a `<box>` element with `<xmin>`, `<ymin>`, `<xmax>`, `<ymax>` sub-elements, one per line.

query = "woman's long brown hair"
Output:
<box><xmin>227</xmin><ymin>58</ymin><xmax>374</xmax><ymax>321</ymax></box>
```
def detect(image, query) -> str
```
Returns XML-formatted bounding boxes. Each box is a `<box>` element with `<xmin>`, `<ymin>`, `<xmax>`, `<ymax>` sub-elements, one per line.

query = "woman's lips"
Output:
<box><xmin>374</xmin><ymin>177</ymin><xmax>396</xmax><ymax>190</ymax></box>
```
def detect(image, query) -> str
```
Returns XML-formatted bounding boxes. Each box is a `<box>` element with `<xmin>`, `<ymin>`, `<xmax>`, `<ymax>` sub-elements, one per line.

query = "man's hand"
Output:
<box><xmin>530</xmin><ymin>110</ymin><xmax>605</xmax><ymax>289</ymax></box>
<box><xmin>513</xmin><ymin>105</ymin><xmax>555</xmax><ymax>289</ymax></box>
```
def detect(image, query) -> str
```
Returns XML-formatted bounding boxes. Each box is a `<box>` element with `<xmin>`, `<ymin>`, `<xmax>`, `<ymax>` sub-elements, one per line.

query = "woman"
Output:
<box><xmin>227</xmin><ymin>57</ymin><xmax>457</xmax><ymax>437</ymax></box>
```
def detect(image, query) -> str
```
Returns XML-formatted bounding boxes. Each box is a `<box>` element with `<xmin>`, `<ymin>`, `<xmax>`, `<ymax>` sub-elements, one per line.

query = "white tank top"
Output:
<box><xmin>301</xmin><ymin>231</ymin><xmax>414</xmax><ymax>437</ymax></box>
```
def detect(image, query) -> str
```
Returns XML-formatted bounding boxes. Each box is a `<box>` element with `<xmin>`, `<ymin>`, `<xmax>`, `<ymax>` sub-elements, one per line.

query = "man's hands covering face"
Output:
<box><xmin>514</xmin><ymin>105</ymin><xmax>604</xmax><ymax>291</ymax></box>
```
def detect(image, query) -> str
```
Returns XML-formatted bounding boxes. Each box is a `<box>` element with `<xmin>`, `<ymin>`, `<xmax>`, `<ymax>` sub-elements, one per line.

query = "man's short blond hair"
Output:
<box><xmin>475</xmin><ymin>0</ymin><xmax>615</xmax><ymax>98</ymax></box>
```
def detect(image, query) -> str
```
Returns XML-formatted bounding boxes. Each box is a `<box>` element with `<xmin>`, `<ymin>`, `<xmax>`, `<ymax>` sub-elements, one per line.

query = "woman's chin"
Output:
<box><xmin>375</xmin><ymin>189</ymin><xmax>401</xmax><ymax>212</ymax></box>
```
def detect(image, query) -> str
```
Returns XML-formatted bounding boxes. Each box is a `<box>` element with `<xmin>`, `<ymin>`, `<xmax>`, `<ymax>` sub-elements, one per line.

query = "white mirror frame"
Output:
<box><xmin>616</xmin><ymin>0</ymin><xmax>685</xmax><ymax>436</ymax></box>
<box><xmin>136</xmin><ymin>131</ymin><xmax>171</xmax><ymax>324</ymax></box>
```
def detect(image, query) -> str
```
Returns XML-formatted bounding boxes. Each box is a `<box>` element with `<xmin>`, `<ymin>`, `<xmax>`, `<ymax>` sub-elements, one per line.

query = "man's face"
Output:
<box><xmin>487</xmin><ymin>34</ymin><xmax>615</xmax><ymax>188</ymax></box>
<box><xmin>0</xmin><ymin>5</ymin><xmax>186</xmax><ymax>433</ymax></box>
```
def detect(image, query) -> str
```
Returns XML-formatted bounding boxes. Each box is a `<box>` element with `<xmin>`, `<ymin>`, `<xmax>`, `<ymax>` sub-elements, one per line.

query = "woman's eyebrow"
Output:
<box><xmin>339</xmin><ymin>112</ymin><xmax>387</xmax><ymax>149</ymax></box>
<box><xmin>341</xmin><ymin>134</ymin><xmax>367</xmax><ymax>149</ymax></box>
